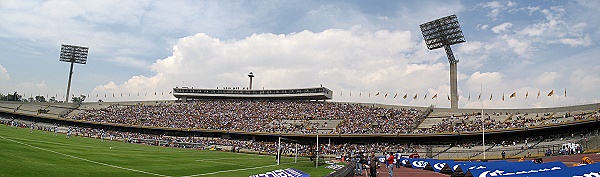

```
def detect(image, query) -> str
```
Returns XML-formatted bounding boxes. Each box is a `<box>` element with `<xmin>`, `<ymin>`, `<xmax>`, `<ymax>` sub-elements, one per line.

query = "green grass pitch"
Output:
<box><xmin>0</xmin><ymin>125</ymin><xmax>334</xmax><ymax>177</ymax></box>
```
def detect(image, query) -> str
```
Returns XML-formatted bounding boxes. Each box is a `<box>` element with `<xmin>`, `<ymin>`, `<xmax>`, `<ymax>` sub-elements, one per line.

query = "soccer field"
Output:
<box><xmin>0</xmin><ymin>125</ymin><xmax>333</xmax><ymax>177</ymax></box>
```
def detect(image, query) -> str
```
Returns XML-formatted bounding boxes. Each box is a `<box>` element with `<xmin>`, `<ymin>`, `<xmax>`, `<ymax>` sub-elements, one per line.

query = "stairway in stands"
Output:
<box><xmin>431</xmin><ymin>144</ymin><xmax>454</xmax><ymax>158</ymax></box>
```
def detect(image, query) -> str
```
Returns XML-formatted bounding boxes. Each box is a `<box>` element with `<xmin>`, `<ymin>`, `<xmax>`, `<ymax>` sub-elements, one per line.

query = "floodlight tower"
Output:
<box><xmin>420</xmin><ymin>15</ymin><xmax>466</xmax><ymax>110</ymax></box>
<box><xmin>59</xmin><ymin>44</ymin><xmax>89</xmax><ymax>103</ymax></box>
<box><xmin>248</xmin><ymin>72</ymin><xmax>254</xmax><ymax>90</ymax></box>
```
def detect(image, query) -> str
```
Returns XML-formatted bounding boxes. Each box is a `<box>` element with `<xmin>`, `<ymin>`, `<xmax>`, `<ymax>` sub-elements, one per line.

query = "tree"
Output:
<box><xmin>71</xmin><ymin>94</ymin><xmax>86</xmax><ymax>104</ymax></box>
<box><xmin>35</xmin><ymin>95</ymin><xmax>47</xmax><ymax>102</ymax></box>
<box><xmin>0</xmin><ymin>92</ymin><xmax>22</xmax><ymax>101</ymax></box>
<box><xmin>48</xmin><ymin>96</ymin><xmax>57</xmax><ymax>103</ymax></box>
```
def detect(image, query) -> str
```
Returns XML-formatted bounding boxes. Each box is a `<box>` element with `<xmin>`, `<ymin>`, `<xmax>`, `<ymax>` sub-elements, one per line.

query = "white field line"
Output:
<box><xmin>182</xmin><ymin>164</ymin><xmax>278</xmax><ymax>177</ymax></box>
<box><xmin>194</xmin><ymin>159</ymin><xmax>253</xmax><ymax>167</ymax></box>
<box><xmin>0</xmin><ymin>135</ymin><xmax>170</xmax><ymax>177</ymax></box>
<box><xmin>10</xmin><ymin>137</ymin><xmax>102</xmax><ymax>149</ymax></box>
<box><xmin>195</xmin><ymin>157</ymin><xmax>265</xmax><ymax>161</ymax></box>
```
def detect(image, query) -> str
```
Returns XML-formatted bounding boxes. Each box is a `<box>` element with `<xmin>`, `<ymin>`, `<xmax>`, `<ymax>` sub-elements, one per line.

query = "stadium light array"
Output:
<box><xmin>59</xmin><ymin>44</ymin><xmax>89</xmax><ymax>103</ymax></box>
<box><xmin>420</xmin><ymin>14</ymin><xmax>465</xmax><ymax>109</ymax></box>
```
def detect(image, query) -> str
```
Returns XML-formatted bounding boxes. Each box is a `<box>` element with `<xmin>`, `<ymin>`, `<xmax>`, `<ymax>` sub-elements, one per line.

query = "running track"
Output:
<box><xmin>355</xmin><ymin>153</ymin><xmax>600</xmax><ymax>177</ymax></box>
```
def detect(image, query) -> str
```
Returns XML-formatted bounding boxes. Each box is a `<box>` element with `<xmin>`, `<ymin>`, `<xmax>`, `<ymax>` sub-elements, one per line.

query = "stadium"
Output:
<box><xmin>1</xmin><ymin>84</ymin><xmax>599</xmax><ymax>176</ymax></box>
<box><xmin>2</xmin><ymin>2</ymin><xmax>600</xmax><ymax>177</ymax></box>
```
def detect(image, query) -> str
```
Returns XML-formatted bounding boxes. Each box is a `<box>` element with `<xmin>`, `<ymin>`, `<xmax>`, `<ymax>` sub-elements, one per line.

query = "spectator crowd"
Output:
<box><xmin>65</xmin><ymin>100</ymin><xmax>424</xmax><ymax>134</ymax></box>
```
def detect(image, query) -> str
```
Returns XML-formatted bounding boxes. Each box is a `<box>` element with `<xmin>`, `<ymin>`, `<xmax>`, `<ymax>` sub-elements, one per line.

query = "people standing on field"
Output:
<box><xmin>395</xmin><ymin>151</ymin><xmax>402</xmax><ymax>168</ymax></box>
<box><xmin>387</xmin><ymin>152</ymin><xmax>395</xmax><ymax>177</ymax></box>
<box><xmin>369</xmin><ymin>152</ymin><xmax>378</xmax><ymax>177</ymax></box>
<box><xmin>66</xmin><ymin>127</ymin><xmax>72</xmax><ymax>139</ymax></box>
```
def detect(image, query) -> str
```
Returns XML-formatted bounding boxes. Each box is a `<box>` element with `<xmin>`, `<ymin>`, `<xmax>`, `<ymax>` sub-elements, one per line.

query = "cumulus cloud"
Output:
<box><xmin>491</xmin><ymin>22</ymin><xmax>513</xmax><ymax>34</ymax></box>
<box><xmin>0</xmin><ymin>64</ymin><xmax>9</xmax><ymax>82</ymax></box>
<box><xmin>93</xmin><ymin>29</ymin><xmax>454</xmax><ymax>104</ymax></box>
<box><xmin>499</xmin><ymin>34</ymin><xmax>533</xmax><ymax>58</ymax></box>
<box><xmin>477</xmin><ymin>24</ymin><xmax>489</xmax><ymax>30</ymax></box>
<box><xmin>570</xmin><ymin>67</ymin><xmax>600</xmax><ymax>92</ymax></box>
<box><xmin>535</xmin><ymin>72</ymin><xmax>560</xmax><ymax>86</ymax></box>
<box><xmin>480</xmin><ymin>1</ymin><xmax>517</xmax><ymax>20</ymax></box>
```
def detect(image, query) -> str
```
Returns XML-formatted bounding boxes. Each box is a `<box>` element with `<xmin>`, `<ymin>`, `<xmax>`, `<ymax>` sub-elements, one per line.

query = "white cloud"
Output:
<box><xmin>456</xmin><ymin>41</ymin><xmax>493</xmax><ymax>70</ymax></box>
<box><xmin>97</xmin><ymin>29</ymin><xmax>445</xmax><ymax>103</ymax></box>
<box><xmin>480</xmin><ymin>1</ymin><xmax>517</xmax><ymax>20</ymax></box>
<box><xmin>554</xmin><ymin>36</ymin><xmax>593</xmax><ymax>47</ymax></box>
<box><xmin>535</xmin><ymin>72</ymin><xmax>560</xmax><ymax>86</ymax></box>
<box><xmin>570</xmin><ymin>67</ymin><xmax>600</xmax><ymax>92</ymax></box>
<box><xmin>499</xmin><ymin>34</ymin><xmax>533</xmax><ymax>58</ymax></box>
<box><xmin>491</xmin><ymin>22</ymin><xmax>513</xmax><ymax>33</ymax></box>
<box><xmin>466</xmin><ymin>71</ymin><xmax>504</xmax><ymax>93</ymax></box>
<box><xmin>477</xmin><ymin>24</ymin><xmax>490</xmax><ymax>30</ymax></box>
<box><xmin>0</xmin><ymin>64</ymin><xmax>10</xmax><ymax>82</ymax></box>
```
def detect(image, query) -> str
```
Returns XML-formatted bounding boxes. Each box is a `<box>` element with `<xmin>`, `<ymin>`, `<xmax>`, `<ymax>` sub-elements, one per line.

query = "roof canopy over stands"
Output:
<box><xmin>172</xmin><ymin>87</ymin><xmax>333</xmax><ymax>101</ymax></box>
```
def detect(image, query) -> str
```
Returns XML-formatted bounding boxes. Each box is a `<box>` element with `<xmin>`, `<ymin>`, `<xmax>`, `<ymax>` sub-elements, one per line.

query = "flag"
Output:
<box><xmin>403</xmin><ymin>94</ymin><xmax>407</xmax><ymax>99</ymax></box>
<box><xmin>547</xmin><ymin>90</ymin><xmax>554</xmax><ymax>97</ymax></box>
<box><xmin>502</xmin><ymin>94</ymin><xmax>505</xmax><ymax>101</ymax></box>
<box><xmin>447</xmin><ymin>94</ymin><xmax>450</xmax><ymax>100</ymax></box>
<box><xmin>478</xmin><ymin>93</ymin><xmax>481</xmax><ymax>100</ymax></box>
<box><xmin>432</xmin><ymin>94</ymin><xmax>438</xmax><ymax>99</ymax></box>
<box><xmin>375</xmin><ymin>92</ymin><xmax>380</xmax><ymax>96</ymax></box>
<box><xmin>537</xmin><ymin>91</ymin><xmax>541</xmax><ymax>99</ymax></box>
<box><xmin>424</xmin><ymin>94</ymin><xmax>427</xmax><ymax>100</ymax></box>
<box><xmin>384</xmin><ymin>93</ymin><xmax>388</xmax><ymax>98</ymax></box>
<box><xmin>510</xmin><ymin>92</ymin><xmax>516</xmax><ymax>98</ymax></box>
<box><xmin>413</xmin><ymin>94</ymin><xmax>418</xmax><ymax>100</ymax></box>
<box><xmin>394</xmin><ymin>93</ymin><xmax>398</xmax><ymax>98</ymax></box>
<box><xmin>525</xmin><ymin>91</ymin><xmax>529</xmax><ymax>99</ymax></box>
<box><xmin>564</xmin><ymin>89</ymin><xmax>566</xmax><ymax>97</ymax></box>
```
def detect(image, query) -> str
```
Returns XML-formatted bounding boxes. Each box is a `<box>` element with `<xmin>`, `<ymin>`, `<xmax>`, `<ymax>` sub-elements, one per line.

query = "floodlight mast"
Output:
<box><xmin>420</xmin><ymin>14</ymin><xmax>465</xmax><ymax>110</ymax></box>
<box><xmin>59</xmin><ymin>44</ymin><xmax>89</xmax><ymax>103</ymax></box>
<box><xmin>248</xmin><ymin>72</ymin><xmax>254</xmax><ymax>90</ymax></box>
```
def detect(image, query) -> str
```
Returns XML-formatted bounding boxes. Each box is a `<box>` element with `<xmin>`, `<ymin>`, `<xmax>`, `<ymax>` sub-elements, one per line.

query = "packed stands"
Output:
<box><xmin>64</xmin><ymin>100</ymin><xmax>425</xmax><ymax>134</ymax></box>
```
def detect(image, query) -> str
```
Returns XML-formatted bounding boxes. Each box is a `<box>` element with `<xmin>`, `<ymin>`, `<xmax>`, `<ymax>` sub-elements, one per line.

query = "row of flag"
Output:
<box><xmin>17</xmin><ymin>91</ymin><xmax>174</xmax><ymax>100</ymax></box>
<box><xmin>339</xmin><ymin>89</ymin><xmax>566</xmax><ymax>101</ymax></box>
<box><xmin>89</xmin><ymin>91</ymin><xmax>173</xmax><ymax>98</ymax></box>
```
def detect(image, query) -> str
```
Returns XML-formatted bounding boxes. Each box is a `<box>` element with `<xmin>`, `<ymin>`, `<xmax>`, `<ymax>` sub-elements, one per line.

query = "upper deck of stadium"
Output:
<box><xmin>172</xmin><ymin>86</ymin><xmax>333</xmax><ymax>101</ymax></box>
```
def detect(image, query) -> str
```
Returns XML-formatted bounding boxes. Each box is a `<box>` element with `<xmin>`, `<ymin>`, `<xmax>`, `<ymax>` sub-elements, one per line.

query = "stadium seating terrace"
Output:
<box><xmin>64</xmin><ymin>100</ymin><xmax>424</xmax><ymax>134</ymax></box>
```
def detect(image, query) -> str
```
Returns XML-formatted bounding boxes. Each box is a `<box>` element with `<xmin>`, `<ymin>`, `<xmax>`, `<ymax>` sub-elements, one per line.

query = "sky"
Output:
<box><xmin>1</xmin><ymin>0</ymin><xmax>599</xmax><ymax>109</ymax></box>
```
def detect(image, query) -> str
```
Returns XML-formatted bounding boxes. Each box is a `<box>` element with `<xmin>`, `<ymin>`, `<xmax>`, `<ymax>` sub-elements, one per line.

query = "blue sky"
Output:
<box><xmin>1</xmin><ymin>0</ymin><xmax>599</xmax><ymax>108</ymax></box>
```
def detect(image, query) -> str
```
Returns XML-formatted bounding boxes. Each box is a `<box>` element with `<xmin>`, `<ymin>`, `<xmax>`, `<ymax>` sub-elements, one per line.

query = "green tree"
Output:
<box><xmin>71</xmin><ymin>94</ymin><xmax>86</xmax><ymax>104</ymax></box>
<box><xmin>48</xmin><ymin>96</ymin><xmax>57</xmax><ymax>103</ymax></box>
<box><xmin>1</xmin><ymin>92</ymin><xmax>22</xmax><ymax>101</ymax></box>
<box><xmin>34</xmin><ymin>95</ymin><xmax>47</xmax><ymax>102</ymax></box>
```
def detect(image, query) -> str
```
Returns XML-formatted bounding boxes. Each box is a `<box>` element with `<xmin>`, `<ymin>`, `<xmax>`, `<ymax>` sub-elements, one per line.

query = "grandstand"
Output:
<box><xmin>0</xmin><ymin>91</ymin><xmax>599</xmax><ymax>162</ymax></box>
